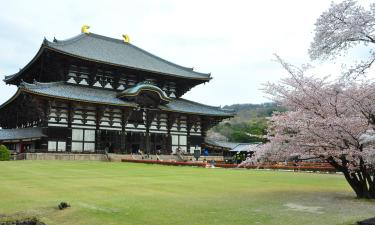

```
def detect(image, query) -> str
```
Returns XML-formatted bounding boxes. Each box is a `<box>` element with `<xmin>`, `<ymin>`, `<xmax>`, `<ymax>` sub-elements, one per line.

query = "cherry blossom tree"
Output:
<box><xmin>241</xmin><ymin>56</ymin><xmax>375</xmax><ymax>198</ymax></box>
<box><xmin>241</xmin><ymin>0</ymin><xmax>375</xmax><ymax>199</ymax></box>
<box><xmin>309</xmin><ymin>0</ymin><xmax>375</xmax><ymax>77</ymax></box>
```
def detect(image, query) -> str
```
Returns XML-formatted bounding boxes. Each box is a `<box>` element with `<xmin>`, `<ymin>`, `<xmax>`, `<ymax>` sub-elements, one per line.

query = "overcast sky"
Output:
<box><xmin>0</xmin><ymin>0</ymin><xmax>372</xmax><ymax>107</ymax></box>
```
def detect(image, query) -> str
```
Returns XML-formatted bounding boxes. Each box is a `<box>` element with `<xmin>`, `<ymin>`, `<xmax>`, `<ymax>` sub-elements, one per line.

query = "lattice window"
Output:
<box><xmin>48</xmin><ymin>140</ymin><xmax>66</xmax><ymax>152</ymax></box>
<box><xmin>117</xmin><ymin>78</ymin><xmax>127</xmax><ymax>90</ymax></box>
<box><xmin>171</xmin><ymin>134</ymin><xmax>187</xmax><ymax>153</ymax></box>
<box><xmin>71</xmin><ymin>129</ymin><xmax>96</xmax><ymax>152</ymax></box>
<box><xmin>66</xmin><ymin>65</ymin><xmax>89</xmax><ymax>85</ymax></box>
<box><xmin>93</xmin><ymin>70</ymin><xmax>114</xmax><ymax>89</ymax></box>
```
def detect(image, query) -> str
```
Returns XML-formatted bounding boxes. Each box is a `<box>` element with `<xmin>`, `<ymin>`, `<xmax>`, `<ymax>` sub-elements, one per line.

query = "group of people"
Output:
<box><xmin>232</xmin><ymin>152</ymin><xmax>248</xmax><ymax>164</ymax></box>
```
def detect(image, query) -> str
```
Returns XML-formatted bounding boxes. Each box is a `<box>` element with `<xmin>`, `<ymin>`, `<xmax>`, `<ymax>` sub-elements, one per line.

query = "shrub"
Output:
<box><xmin>58</xmin><ymin>202</ymin><xmax>71</xmax><ymax>210</ymax></box>
<box><xmin>0</xmin><ymin>145</ymin><xmax>11</xmax><ymax>161</ymax></box>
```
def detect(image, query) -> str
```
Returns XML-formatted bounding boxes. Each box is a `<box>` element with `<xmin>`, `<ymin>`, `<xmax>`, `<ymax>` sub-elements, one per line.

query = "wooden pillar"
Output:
<box><xmin>145</xmin><ymin>132</ymin><xmax>150</xmax><ymax>155</ymax></box>
<box><xmin>120</xmin><ymin>110</ymin><xmax>126</xmax><ymax>154</ymax></box>
<box><xmin>88</xmin><ymin>64</ymin><xmax>98</xmax><ymax>86</ymax></box>
<box><xmin>66</xmin><ymin>103</ymin><xmax>73</xmax><ymax>152</ymax></box>
<box><xmin>144</xmin><ymin>109</ymin><xmax>158</xmax><ymax>155</ymax></box>
<box><xmin>121</xmin><ymin>108</ymin><xmax>133</xmax><ymax>154</ymax></box>
<box><xmin>140</xmin><ymin>133</ymin><xmax>146</xmax><ymax>154</ymax></box>
<box><xmin>186</xmin><ymin>116</ymin><xmax>192</xmax><ymax>154</ymax></box>
<box><xmin>166</xmin><ymin>124</ymin><xmax>171</xmax><ymax>154</ymax></box>
<box><xmin>162</xmin><ymin>133</ymin><xmax>169</xmax><ymax>154</ymax></box>
<box><xmin>39</xmin><ymin>100</ymin><xmax>50</xmax><ymax>151</ymax></box>
<box><xmin>144</xmin><ymin>109</ymin><xmax>151</xmax><ymax>155</ymax></box>
<box><xmin>42</xmin><ymin>100</ymin><xmax>50</xmax><ymax>127</ymax></box>
<box><xmin>95</xmin><ymin>106</ymin><xmax>104</xmax><ymax>151</ymax></box>
<box><xmin>125</xmin><ymin>132</ymin><xmax>131</xmax><ymax>154</ymax></box>
<box><xmin>60</xmin><ymin>59</ymin><xmax>70</xmax><ymax>82</ymax></box>
<box><xmin>166</xmin><ymin>113</ymin><xmax>177</xmax><ymax>154</ymax></box>
<box><xmin>200</xmin><ymin>116</ymin><xmax>210</xmax><ymax>152</ymax></box>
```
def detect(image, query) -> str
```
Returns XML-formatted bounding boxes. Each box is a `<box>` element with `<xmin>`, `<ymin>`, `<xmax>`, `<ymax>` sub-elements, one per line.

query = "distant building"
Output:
<box><xmin>0</xmin><ymin>28</ymin><xmax>234</xmax><ymax>154</ymax></box>
<box><xmin>204</xmin><ymin>139</ymin><xmax>261</xmax><ymax>159</ymax></box>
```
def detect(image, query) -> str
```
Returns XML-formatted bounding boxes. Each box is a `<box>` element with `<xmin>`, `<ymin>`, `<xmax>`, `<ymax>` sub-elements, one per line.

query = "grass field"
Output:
<box><xmin>0</xmin><ymin>161</ymin><xmax>374</xmax><ymax>225</ymax></box>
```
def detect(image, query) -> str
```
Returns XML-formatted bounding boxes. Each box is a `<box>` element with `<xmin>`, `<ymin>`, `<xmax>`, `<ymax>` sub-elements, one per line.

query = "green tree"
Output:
<box><xmin>0</xmin><ymin>145</ymin><xmax>11</xmax><ymax>161</ymax></box>
<box><xmin>229</xmin><ymin>131</ymin><xmax>264</xmax><ymax>143</ymax></box>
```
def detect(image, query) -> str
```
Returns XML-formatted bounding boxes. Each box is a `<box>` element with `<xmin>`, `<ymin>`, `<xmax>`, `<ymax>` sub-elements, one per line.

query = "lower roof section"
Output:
<box><xmin>20</xmin><ymin>81</ymin><xmax>136</xmax><ymax>107</ymax></box>
<box><xmin>160</xmin><ymin>99</ymin><xmax>233</xmax><ymax>116</ymax></box>
<box><xmin>204</xmin><ymin>139</ymin><xmax>262</xmax><ymax>152</ymax></box>
<box><xmin>0</xmin><ymin>127</ymin><xmax>46</xmax><ymax>142</ymax></box>
<box><xmin>7</xmin><ymin>81</ymin><xmax>234</xmax><ymax>117</ymax></box>
<box><xmin>230</xmin><ymin>143</ymin><xmax>261</xmax><ymax>152</ymax></box>
<box><xmin>205</xmin><ymin>139</ymin><xmax>239</xmax><ymax>149</ymax></box>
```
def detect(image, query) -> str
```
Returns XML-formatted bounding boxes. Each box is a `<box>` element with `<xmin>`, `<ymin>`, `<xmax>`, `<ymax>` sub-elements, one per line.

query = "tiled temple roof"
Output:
<box><xmin>21</xmin><ymin>81</ymin><xmax>137</xmax><ymax>107</ymax></box>
<box><xmin>204</xmin><ymin>139</ymin><xmax>240</xmax><ymax>149</ymax></box>
<box><xmin>230</xmin><ymin>143</ymin><xmax>261</xmax><ymax>152</ymax></box>
<box><xmin>204</xmin><ymin>139</ymin><xmax>262</xmax><ymax>151</ymax></box>
<box><xmin>0</xmin><ymin>127</ymin><xmax>46</xmax><ymax>141</ymax></box>
<box><xmin>161</xmin><ymin>99</ymin><xmax>234</xmax><ymax>117</ymax></box>
<box><xmin>4</xmin><ymin>82</ymin><xmax>234</xmax><ymax>117</ymax></box>
<box><xmin>4</xmin><ymin>33</ymin><xmax>211</xmax><ymax>83</ymax></box>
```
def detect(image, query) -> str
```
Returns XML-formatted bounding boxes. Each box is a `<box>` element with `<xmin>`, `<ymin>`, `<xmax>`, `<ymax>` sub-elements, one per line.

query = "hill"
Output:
<box><xmin>208</xmin><ymin>102</ymin><xmax>285</xmax><ymax>143</ymax></box>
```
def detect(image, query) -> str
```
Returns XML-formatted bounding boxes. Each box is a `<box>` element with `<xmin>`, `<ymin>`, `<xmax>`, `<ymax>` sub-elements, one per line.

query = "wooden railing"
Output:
<box><xmin>22</xmin><ymin>149</ymin><xmax>106</xmax><ymax>154</ymax></box>
<box><xmin>121</xmin><ymin>158</ymin><xmax>337</xmax><ymax>172</ymax></box>
<box><xmin>121</xmin><ymin>159</ymin><xmax>207</xmax><ymax>167</ymax></box>
<box><xmin>238</xmin><ymin>162</ymin><xmax>337</xmax><ymax>172</ymax></box>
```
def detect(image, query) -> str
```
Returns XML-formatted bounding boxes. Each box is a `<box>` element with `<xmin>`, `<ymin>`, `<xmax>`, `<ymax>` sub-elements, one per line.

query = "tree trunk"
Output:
<box><xmin>332</xmin><ymin>164</ymin><xmax>375</xmax><ymax>199</ymax></box>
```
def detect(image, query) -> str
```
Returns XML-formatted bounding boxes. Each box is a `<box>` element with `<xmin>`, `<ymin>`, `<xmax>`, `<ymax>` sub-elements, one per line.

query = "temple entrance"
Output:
<box><xmin>150</xmin><ymin>133</ymin><xmax>169</xmax><ymax>154</ymax></box>
<box><xmin>126</xmin><ymin>132</ymin><xmax>144</xmax><ymax>154</ymax></box>
<box><xmin>98</xmin><ymin>130</ymin><xmax>126</xmax><ymax>154</ymax></box>
<box><xmin>20</xmin><ymin>142</ymin><xmax>32</xmax><ymax>153</ymax></box>
<box><xmin>131</xmin><ymin>144</ymin><xmax>140</xmax><ymax>154</ymax></box>
<box><xmin>97</xmin><ymin>130</ymin><xmax>171</xmax><ymax>154</ymax></box>
<box><xmin>124</xmin><ymin>132</ymin><xmax>170</xmax><ymax>155</ymax></box>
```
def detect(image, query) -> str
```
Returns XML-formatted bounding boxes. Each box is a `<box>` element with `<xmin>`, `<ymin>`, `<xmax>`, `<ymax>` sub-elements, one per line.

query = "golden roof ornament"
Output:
<box><xmin>81</xmin><ymin>24</ymin><xmax>90</xmax><ymax>34</ymax></box>
<box><xmin>122</xmin><ymin>34</ymin><xmax>130</xmax><ymax>43</ymax></box>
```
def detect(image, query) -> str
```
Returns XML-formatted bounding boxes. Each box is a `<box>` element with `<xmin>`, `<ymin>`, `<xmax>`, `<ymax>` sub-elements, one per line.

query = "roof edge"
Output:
<box><xmin>44</xmin><ymin>46</ymin><xmax>211</xmax><ymax>81</ymax></box>
<box><xmin>17</xmin><ymin>81</ymin><xmax>138</xmax><ymax>108</ymax></box>
<box><xmin>50</xmin><ymin>33</ymin><xmax>211</xmax><ymax>78</ymax></box>
<box><xmin>162</xmin><ymin>98</ymin><xmax>236</xmax><ymax>117</ymax></box>
<box><xmin>178</xmin><ymin>98</ymin><xmax>236</xmax><ymax>113</ymax></box>
<box><xmin>0</xmin><ymin>127</ymin><xmax>46</xmax><ymax>141</ymax></box>
<box><xmin>3</xmin><ymin>42</ymin><xmax>46</xmax><ymax>83</ymax></box>
<box><xmin>4</xmin><ymin>33</ymin><xmax>213</xmax><ymax>83</ymax></box>
<box><xmin>0</xmin><ymin>88</ymin><xmax>22</xmax><ymax>110</ymax></box>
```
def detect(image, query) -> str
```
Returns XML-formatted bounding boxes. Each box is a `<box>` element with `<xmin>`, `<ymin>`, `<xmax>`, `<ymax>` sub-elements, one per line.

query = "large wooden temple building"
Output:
<box><xmin>0</xmin><ymin>27</ymin><xmax>234</xmax><ymax>155</ymax></box>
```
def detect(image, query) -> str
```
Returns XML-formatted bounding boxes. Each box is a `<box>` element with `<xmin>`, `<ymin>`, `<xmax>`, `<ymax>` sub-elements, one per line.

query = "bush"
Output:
<box><xmin>58</xmin><ymin>202</ymin><xmax>71</xmax><ymax>210</ymax></box>
<box><xmin>0</xmin><ymin>145</ymin><xmax>11</xmax><ymax>161</ymax></box>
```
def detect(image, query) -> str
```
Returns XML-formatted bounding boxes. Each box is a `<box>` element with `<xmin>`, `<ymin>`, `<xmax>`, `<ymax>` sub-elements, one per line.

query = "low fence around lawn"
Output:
<box><xmin>121</xmin><ymin>159</ymin><xmax>337</xmax><ymax>172</ymax></box>
<box><xmin>238</xmin><ymin>162</ymin><xmax>337</xmax><ymax>172</ymax></box>
<box><xmin>121</xmin><ymin>159</ymin><xmax>241</xmax><ymax>168</ymax></box>
<box><xmin>11</xmin><ymin>152</ymin><xmax>337</xmax><ymax>172</ymax></box>
<box><xmin>121</xmin><ymin>159</ymin><xmax>208</xmax><ymax>167</ymax></box>
<box><xmin>15</xmin><ymin>152</ymin><xmax>107</xmax><ymax>161</ymax></box>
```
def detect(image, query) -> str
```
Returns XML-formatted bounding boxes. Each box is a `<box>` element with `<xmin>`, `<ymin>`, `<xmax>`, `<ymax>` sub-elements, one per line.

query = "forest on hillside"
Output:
<box><xmin>207</xmin><ymin>103</ymin><xmax>285</xmax><ymax>143</ymax></box>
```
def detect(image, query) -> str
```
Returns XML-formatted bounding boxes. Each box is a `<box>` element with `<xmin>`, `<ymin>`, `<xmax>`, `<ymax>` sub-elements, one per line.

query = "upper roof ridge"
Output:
<box><xmin>47</xmin><ymin>33</ymin><xmax>211</xmax><ymax>77</ymax></box>
<box><xmin>45</xmin><ymin>33</ymin><xmax>87</xmax><ymax>46</ymax></box>
<box><xmin>4</xmin><ymin>32</ymin><xmax>213</xmax><ymax>84</ymax></box>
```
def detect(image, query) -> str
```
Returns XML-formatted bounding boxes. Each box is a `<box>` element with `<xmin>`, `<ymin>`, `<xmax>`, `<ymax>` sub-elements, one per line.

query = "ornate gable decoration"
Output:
<box><xmin>117</xmin><ymin>81</ymin><xmax>171</xmax><ymax>107</ymax></box>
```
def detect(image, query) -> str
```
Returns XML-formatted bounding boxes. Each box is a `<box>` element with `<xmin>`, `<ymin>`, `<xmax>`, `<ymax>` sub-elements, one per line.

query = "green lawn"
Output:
<box><xmin>0</xmin><ymin>161</ymin><xmax>374</xmax><ymax>225</ymax></box>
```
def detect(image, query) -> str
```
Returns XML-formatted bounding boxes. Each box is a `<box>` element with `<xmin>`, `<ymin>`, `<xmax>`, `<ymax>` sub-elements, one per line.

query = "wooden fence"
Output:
<box><xmin>121</xmin><ymin>159</ymin><xmax>337</xmax><ymax>172</ymax></box>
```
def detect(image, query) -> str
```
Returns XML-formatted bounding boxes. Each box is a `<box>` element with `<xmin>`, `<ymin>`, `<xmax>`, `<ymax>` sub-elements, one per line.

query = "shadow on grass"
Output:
<box><xmin>0</xmin><ymin>205</ymin><xmax>62</xmax><ymax>225</ymax></box>
<box><xmin>0</xmin><ymin>217</ymin><xmax>46</xmax><ymax>225</ymax></box>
